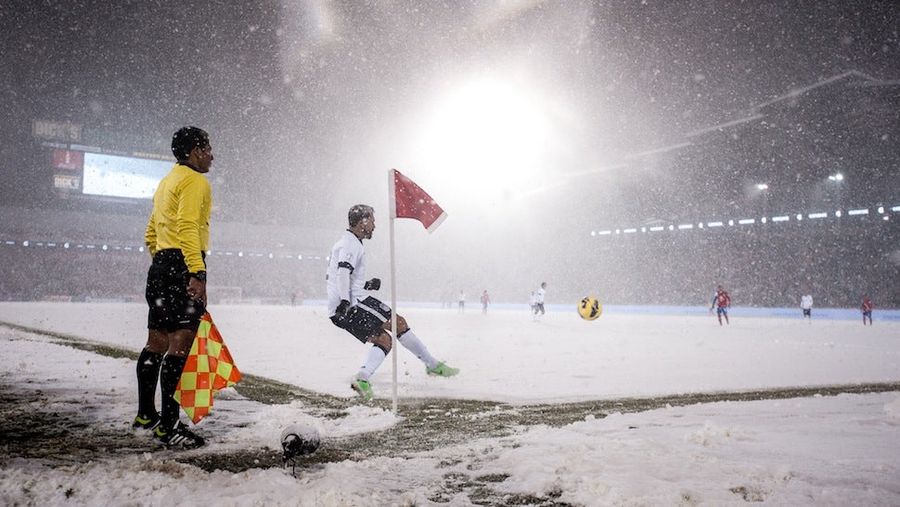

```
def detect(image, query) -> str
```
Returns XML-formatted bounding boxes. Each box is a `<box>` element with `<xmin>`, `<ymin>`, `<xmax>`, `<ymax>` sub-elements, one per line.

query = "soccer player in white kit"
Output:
<box><xmin>800</xmin><ymin>293</ymin><xmax>813</xmax><ymax>322</ymax></box>
<box><xmin>326</xmin><ymin>204</ymin><xmax>459</xmax><ymax>400</ymax></box>
<box><xmin>533</xmin><ymin>282</ymin><xmax>547</xmax><ymax>321</ymax></box>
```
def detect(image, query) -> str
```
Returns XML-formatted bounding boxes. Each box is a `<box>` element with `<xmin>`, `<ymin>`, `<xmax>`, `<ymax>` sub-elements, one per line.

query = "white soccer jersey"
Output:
<box><xmin>325</xmin><ymin>230</ymin><xmax>368</xmax><ymax>316</ymax></box>
<box><xmin>800</xmin><ymin>295</ymin><xmax>813</xmax><ymax>310</ymax></box>
<box><xmin>535</xmin><ymin>287</ymin><xmax>546</xmax><ymax>304</ymax></box>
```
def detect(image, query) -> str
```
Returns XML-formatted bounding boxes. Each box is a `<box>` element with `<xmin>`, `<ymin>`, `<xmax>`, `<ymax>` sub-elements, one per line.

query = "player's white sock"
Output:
<box><xmin>357</xmin><ymin>345</ymin><xmax>386</xmax><ymax>381</ymax></box>
<box><xmin>397</xmin><ymin>330</ymin><xmax>439</xmax><ymax>369</ymax></box>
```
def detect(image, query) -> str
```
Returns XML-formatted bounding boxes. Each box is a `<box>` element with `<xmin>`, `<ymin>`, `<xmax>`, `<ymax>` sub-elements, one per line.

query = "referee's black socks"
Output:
<box><xmin>159</xmin><ymin>354</ymin><xmax>188</xmax><ymax>430</ymax></box>
<box><xmin>136</xmin><ymin>349</ymin><xmax>164</xmax><ymax>417</ymax></box>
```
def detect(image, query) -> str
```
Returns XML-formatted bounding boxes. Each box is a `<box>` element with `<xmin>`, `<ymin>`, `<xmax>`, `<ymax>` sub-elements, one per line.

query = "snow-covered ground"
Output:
<box><xmin>2</xmin><ymin>302</ymin><xmax>900</xmax><ymax>505</ymax></box>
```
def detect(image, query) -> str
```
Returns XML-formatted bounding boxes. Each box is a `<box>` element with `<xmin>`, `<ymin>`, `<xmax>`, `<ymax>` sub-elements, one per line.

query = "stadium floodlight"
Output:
<box><xmin>22</xmin><ymin>240</ymin><xmax>29</xmax><ymax>247</ymax></box>
<box><xmin>238</xmin><ymin>251</ymin><xmax>244</xmax><ymax>257</ymax></box>
<box><xmin>835</xmin><ymin>210</ymin><xmax>842</xmax><ymax>218</ymax></box>
<box><xmin>828</xmin><ymin>173</ymin><xmax>844</xmax><ymax>182</ymax></box>
<box><xmin>138</xmin><ymin>246</ymin><xmax>143</xmax><ymax>252</ymax></box>
<box><xmin>848</xmin><ymin>209</ymin><xmax>868</xmax><ymax>216</ymax></box>
<box><xmin>597</xmin><ymin>230</ymin><xmax>612</xmax><ymax>235</ymax></box>
<box><xmin>668</xmin><ymin>225</ymin><xmax>675</xmax><ymax>231</ymax></box>
<box><xmin>86</xmin><ymin>244</ymin><xmax>95</xmax><ymax>249</ymax></box>
<box><xmin>649</xmin><ymin>226</ymin><xmax>664</xmax><ymax>232</ymax></box>
<box><xmin>738</xmin><ymin>219</ymin><xmax>755</xmax><ymax>225</ymax></box>
<box><xmin>698</xmin><ymin>222</ymin><xmax>704</xmax><ymax>229</ymax></box>
<box><xmin>808</xmin><ymin>212</ymin><xmax>827</xmax><ymax>219</ymax></box>
<box><xmin>755</xmin><ymin>183</ymin><xmax>769</xmax><ymax>190</ymax></box>
<box><xmin>4</xmin><ymin>240</ymin><xmax>14</xmax><ymax>245</ymax></box>
<box><xmin>298</xmin><ymin>254</ymin><xmax>303</xmax><ymax>260</ymax></box>
<box><xmin>796</xmin><ymin>213</ymin><xmax>803</xmax><ymax>221</ymax></box>
<box><xmin>707</xmin><ymin>221</ymin><xmax>724</xmax><ymax>227</ymax></box>
<box><xmin>884</xmin><ymin>216</ymin><xmax>890</xmax><ymax>221</ymax></box>
<box><xmin>677</xmin><ymin>224</ymin><xmax>693</xmax><ymax>230</ymax></box>
<box><xmin>615</xmin><ymin>229</ymin><xmax>621</xmax><ymax>234</ymax></box>
<box><xmin>47</xmin><ymin>242</ymin><xmax>56</xmax><ymax>247</ymax></box>
<box><xmin>624</xmin><ymin>228</ymin><xmax>637</xmax><ymax>233</ymax></box>
<box><xmin>590</xmin><ymin>231</ymin><xmax>596</xmax><ymax>237</ymax></box>
<box><xmin>893</xmin><ymin>206</ymin><xmax>900</xmax><ymax>212</ymax></box>
<box><xmin>102</xmin><ymin>244</ymin><xmax>108</xmax><ymax>251</ymax></box>
<box><xmin>772</xmin><ymin>215</ymin><xmax>789</xmax><ymax>222</ymax></box>
<box><xmin>268</xmin><ymin>253</ymin><xmax>274</xmax><ymax>259</ymax></box>
<box><xmin>728</xmin><ymin>220</ymin><xmax>734</xmax><ymax>226</ymax></box>
<box><xmin>877</xmin><ymin>206</ymin><xmax>884</xmax><ymax>214</ymax></box>
<box><xmin>761</xmin><ymin>217</ymin><xmax>767</xmax><ymax>223</ymax></box>
<box><xmin>641</xmin><ymin>227</ymin><xmax>647</xmax><ymax>232</ymax></box>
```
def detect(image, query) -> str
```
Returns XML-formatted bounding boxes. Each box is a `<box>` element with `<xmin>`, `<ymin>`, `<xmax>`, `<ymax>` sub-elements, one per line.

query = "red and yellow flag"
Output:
<box><xmin>174</xmin><ymin>312</ymin><xmax>241</xmax><ymax>424</ymax></box>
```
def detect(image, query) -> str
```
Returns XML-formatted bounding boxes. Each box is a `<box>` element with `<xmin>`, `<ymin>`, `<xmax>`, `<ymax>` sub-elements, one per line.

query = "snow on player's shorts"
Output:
<box><xmin>332</xmin><ymin>296</ymin><xmax>392</xmax><ymax>343</ymax></box>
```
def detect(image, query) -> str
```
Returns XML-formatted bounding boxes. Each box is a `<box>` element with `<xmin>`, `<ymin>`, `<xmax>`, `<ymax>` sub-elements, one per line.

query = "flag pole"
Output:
<box><xmin>388</xmin><ymin>169</ymin><xmax>399</xmax><ymax>414</ymax></box>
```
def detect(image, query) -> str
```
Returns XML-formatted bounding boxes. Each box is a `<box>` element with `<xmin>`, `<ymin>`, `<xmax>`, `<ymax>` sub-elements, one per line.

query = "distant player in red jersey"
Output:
<box><xmin>710</xmin><ymin>285</ymin><xmax>731</xmax><ymax>326</ymax></box>
<box><xmin>861</xmin><ymin>295</ymin><xmax>873</xmax><ymax>326</ymax></box>
<box><xmin>480</xmin><ymin>290</ymin><xmax>491</xmax><ymax>314</ymax></box>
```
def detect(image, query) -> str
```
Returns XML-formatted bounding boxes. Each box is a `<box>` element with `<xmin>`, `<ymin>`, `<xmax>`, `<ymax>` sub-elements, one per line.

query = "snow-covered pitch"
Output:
<box><xmin>1</xmin><ymin>302</ymin><xmax>899</xmax><ymax>505</ymax></box>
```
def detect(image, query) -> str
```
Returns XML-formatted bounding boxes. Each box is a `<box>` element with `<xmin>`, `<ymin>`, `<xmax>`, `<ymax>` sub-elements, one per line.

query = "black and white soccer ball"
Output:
<box><xmin>280</xmin><ymin>423</ymin><xmax>321</xmax><ymax>460</ymax></box>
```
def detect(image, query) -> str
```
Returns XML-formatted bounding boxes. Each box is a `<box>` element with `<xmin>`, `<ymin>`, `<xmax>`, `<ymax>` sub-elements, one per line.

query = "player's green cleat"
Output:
<box><xmin>351</xmin><ymin>379</ymin><xmax>374</xmax><ymax>401</ymax></box>
<box><xmin>426</xmin><ymin>362</ymin><xmax>459</xmax><ymax>377</ymax></box>
<box><xmin>132</xmin><ymin>412</ymin><xmax>161</xmax><ymax>430</ymax></box>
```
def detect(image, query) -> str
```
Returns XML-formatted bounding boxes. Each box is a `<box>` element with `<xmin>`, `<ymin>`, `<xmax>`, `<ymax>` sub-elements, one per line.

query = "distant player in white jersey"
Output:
<box><xmin>800</xmin><ymin>293</ymin><xmax>813</xmax><ymax>322</ymax></box>
<box><xmin>533</xmin><ymin>282</ymin><xmax>547</xmax><ymax>321</ymax></box>
<box><xmin>326</xmin><ymin>204</ymin><xmax>459</xmax><ymax>401</ymax></box>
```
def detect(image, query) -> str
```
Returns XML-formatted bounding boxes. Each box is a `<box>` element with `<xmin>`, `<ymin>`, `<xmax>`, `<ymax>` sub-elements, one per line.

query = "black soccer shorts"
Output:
<box><xmin>331</xmin><ymin>296</ymin><xmax>392</xmax><ymax>343</ymax></box>
<box><xmin>145</xmin><ymin>249</ymin><xmax>206</xmax><ymax>333</ymax></box>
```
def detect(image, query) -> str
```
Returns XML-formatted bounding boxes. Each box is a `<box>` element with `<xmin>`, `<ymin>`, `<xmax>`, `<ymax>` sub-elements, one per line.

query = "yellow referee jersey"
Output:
<box><xmin>144</xmin><ymin>163</ymin><xmax>212</xmax><ymax>273</ymax></box>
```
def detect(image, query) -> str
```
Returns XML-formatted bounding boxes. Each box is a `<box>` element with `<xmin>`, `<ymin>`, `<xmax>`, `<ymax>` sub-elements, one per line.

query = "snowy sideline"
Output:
<box><xmin>1</xmin><ymin>302</ymin><xmax>898</xmax><ymax>403</ymax></box>
<box><xmin>2</xmin><ymin>302</ymin><xmax>900</xmax><ymax>505</ymax></box>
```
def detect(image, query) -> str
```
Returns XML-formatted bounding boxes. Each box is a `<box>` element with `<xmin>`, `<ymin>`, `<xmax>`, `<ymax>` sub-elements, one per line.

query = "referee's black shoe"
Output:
<box><xmin>154</xmin><ymin>422</ymin><xmax>206</xmax><ymax>449</ymax></box>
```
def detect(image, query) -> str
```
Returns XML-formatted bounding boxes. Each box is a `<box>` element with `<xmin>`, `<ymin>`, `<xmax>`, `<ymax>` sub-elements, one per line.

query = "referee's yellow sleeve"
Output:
<box><xmin>144</xmin><ymin>214</ymin><xmax>158</xmax><ymax>256</ymax></box>
<box><xmin>177</xmin><ymin>176</ymin><xmax>209</xmax><ymax>273</ymax></box>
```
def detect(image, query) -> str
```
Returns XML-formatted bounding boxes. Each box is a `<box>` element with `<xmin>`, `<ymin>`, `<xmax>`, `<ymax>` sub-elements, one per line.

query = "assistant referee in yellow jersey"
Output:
<box><xmin>133</xmin><ymin>126</ymin><xmax>213</xmax><ymax>449</ymax></box>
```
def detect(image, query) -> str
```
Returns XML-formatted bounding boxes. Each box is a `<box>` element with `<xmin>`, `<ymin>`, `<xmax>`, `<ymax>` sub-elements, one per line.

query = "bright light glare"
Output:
<box><xmin>755</xmin><ymin>183</ymin><xmax>768</xmax><ymax>190</ymax></box>
<box><xmin>414</xmin><ymin>78</ymin><xmax>551</xmax><ymax>204</ymax></box>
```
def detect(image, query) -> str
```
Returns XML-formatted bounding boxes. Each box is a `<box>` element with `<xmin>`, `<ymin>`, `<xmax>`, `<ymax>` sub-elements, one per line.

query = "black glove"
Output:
<box><xmin>331</xmin><ymin>299</ymin><xmax>352</xmax><ymax>326</ymax></box>
<box><xmin>364</xmin><ymin>278</ymin><xmax>381</xmax><ymax>291</ymax></box>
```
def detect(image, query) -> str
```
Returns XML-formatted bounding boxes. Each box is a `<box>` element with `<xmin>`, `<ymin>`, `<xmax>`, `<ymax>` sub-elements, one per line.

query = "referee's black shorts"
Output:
<box><xmin>145</xmin><ymin>249</ymin><xmax>206</xmax><ymax>333</ymax></box>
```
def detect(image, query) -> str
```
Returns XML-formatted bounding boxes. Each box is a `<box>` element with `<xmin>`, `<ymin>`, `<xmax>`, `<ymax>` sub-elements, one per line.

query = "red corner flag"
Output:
<box><xmin>389</xmin><ymin>169</ymin><xmax>447</xmax><ymax>232</ymax></box>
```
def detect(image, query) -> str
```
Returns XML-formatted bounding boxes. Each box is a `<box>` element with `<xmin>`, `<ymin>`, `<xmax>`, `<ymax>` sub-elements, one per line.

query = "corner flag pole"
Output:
<box><xmin>388</xmin><ymin>170</ymin><xmax>399</xmax><ymax>414</ymax></box>
<box><xmin>387</xmin><ymin>168</ymin><xmax>446</xmax><ymax>414</ymax></box>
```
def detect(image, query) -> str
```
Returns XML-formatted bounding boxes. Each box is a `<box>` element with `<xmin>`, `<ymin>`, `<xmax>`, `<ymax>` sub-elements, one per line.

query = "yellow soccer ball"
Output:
<box><xmin>578</xmin><ymin>296</ymin><xmax>602</xmax><ymax>321</ymax></box>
